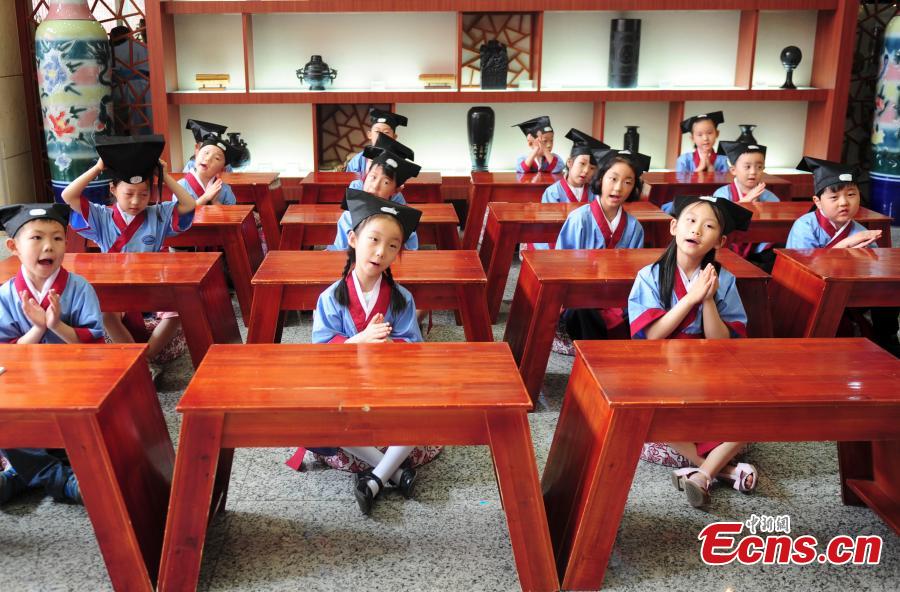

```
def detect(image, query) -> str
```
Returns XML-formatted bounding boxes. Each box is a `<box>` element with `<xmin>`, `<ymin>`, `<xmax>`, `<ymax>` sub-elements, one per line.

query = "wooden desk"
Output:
<box><xmin>464</xmin><ymin>172</ymin><xmax>562</xmax><ymax>250</ymax></box>
<box><xmin>480</xmin><ymin>202</ymin><xmax>672</xmax><ymax>323</ymax></box>
<box><xmin>769</xmin><ymin>248</ymin><xmax>900</xmax><ymax>338</ymax></box>
<box><xmin>504</xmin><ymin>248</ymin><xmax>772</xmax><ymax>400</ymax></box>
<box><xmin>0</xmin><ymin>344</ymin><xmax>174</xmax><ymax>591</ymax></box>
<box><xmin>279</xmin><ymin>203</ymin><xmax>460</xmax><ymax>250</ymax></box>
<box><xmin>172</xmin><ymin>172</ymin><xmax>286</xmax><ymax>248</ymax></box>
<box><xmin>158</xmin><ymin>343</ymin><xmax>558</xmax><ymax>592</ymax></box>
<box><xmin>0</xmin><ymin>253</ymin><xmax>242</xmax><ymax>367</ymax></box>
<box><xmin>298</xmin><ymin>171</ymin><xmax>444</xmax><ymax>204</ymax></box>
<box><xmin>248</xmin><ymin>250</ymin><xmax>492</xmax><ymax>343</ymax></box>
<box><xmin>67</xmin><ymin>205</ymin><xmax>264</xmax><ymax>324</ymax></box>
<box><xmin>728</xmin><ymin>203</ymin><xmax>893</xmax><ymax>248</ymax></box>
<box><xmin>543</xmin><ymin>338</ymin><xmax>900</xmax><ymax>590</ymax></box>
<box><xmin>641</xmin><ymin>172</ymin><xmax>791</xmax><ymax>206</ymax></box>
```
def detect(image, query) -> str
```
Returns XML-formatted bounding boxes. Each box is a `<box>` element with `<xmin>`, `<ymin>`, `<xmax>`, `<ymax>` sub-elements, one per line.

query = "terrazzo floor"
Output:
<box><xmin>1</xmin><ymin>233</ymin><xmax>898</xmax><ymax>592</ymax></box>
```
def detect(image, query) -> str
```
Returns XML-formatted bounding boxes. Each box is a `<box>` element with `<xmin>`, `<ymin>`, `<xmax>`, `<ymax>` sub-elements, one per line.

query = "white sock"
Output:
<box><xmin>372</xmin><ymin>446</ymin><xmax>413</xmax><ymax>488</ymax></box>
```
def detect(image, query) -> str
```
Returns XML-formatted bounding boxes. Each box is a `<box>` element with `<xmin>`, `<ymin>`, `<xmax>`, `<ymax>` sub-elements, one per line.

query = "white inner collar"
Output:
<box><xmin>678</xmin><ymin>265</ymin><xmax>702</xmax><ymax>291</ymax></box>
<box><xmin>606</xmin><ymin>206</ymin><xmax>623</xmax><ymax>233</ymax></box>
<box><xmin>116</xmin><ymin>204</ymin><xmax>136</xmax><ymax>225</ymax></box>
<box><xmin>568</xmin><ymin>182</ymin><xmax>585</xmax><ymax>200</ymax></box>
<box><xmin>21</xmin><ymin>265</ymin><xmax>61</xmax><ymax>304</ymax></box>
<box><xmin>352</xmin><ymin>269</ymin><xmax>382</xmax><ymax>318</ymax></box>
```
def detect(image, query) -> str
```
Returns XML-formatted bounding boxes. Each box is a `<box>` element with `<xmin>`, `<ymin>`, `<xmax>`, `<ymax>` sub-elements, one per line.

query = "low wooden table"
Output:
<box><xmin>640</xmin><ymin>172</ymin><xmax>791</xmax><ymax>206</ymax></box>
<box><xmin>543</xmin><ymin>338</ymin><xmax>900</xmax><ymax>590</ymax></box>
<box><xmin>504</xmin><ymin>248</ymin><xmax>772</xmax><ymax>400</ymax></box>
<box><xmin>172</xmin><ymin>172</ymin><xmax>286</xmax><ymax>248</ymax></box>
<box><xmin>67</xmin><ymin>205</ymin><xmax>264</xmax><ymax>324</ymax></box>
<box><xmin>247</xmin><ymin>250</ymin><xmax>492</xmax><ymax>343</ymax></box>
<box><xmin>769</xmin><ymin>248</ymin><xmax>900</xmax><ymax>338</ymax></box>
<box><xmin>464</xmin><ymin>172</ymin><xmax>562</xmax><ymax>249</ymax></box>
<box><xmin>298</xmin><ymin>171</ymin><xmax>444</xmax><ymax>204</ymax></box>
<box><xmin>279</xmin><ymin>203</ymin><xmax>460</xmax><ymax>250</ymax></box>
<box><xmin>0</xmin><ymin>344</ymin><xmax>174</xmax><ymax>592</ymax></box>
<box><xmin>728</xmin><ymin>203</ymin><xmax>893</xmax><ymax>247</ymax></box>
<box><xmin>157</xmin><ymin>343</ymin><xmax>558</xmax><ymax>592</ymax></box>
<box><xmin>0</xmin><ymin>253</ymin><xmax>242</xmax><ymax>367</ymax></box>
<box><xmin>480</xmin><ymin>201</ymin><xmax>672</xmax><ymax>322</ymax></box>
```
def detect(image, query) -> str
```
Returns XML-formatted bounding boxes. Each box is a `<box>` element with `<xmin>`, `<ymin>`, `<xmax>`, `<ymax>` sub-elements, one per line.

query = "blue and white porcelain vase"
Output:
<box><xmin>871</xmin><ymin>15</ymin><xmax>900</xmax><ymax>225</ymax></box>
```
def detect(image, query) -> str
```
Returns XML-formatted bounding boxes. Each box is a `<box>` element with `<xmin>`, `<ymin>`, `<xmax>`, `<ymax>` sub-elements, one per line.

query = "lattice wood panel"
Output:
<box><xmin>317</xmin><ymin>103</ymin><xmax>391</xmax><ymax>171</ymax></box>
<box><xmin>461</xmin><ymin>13</ymin><xmax>534</xmax><ymax>89</ymax></box>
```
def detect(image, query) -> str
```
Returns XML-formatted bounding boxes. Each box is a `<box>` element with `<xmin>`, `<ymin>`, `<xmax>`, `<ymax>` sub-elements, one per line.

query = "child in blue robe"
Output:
<box><xmin>674</xmin><ymin>111</ymin><xmax>729</xmax><ymax>173</ymax></box>
<box><xmin>0</xmin><ymin>202</ymin><xmax>105</xmax><ymax>506</ymax></box>
<box><xmin>177</xmin><ymin>134</ymin><xmax>237</xmax><ymax>205</ymax></box>
<box><xmin>345</xmin><ymin>108</ymin><xmax>408</xmax><ymax>175</ymax></box>
<box><xmin>513</xmin><ymin>116</ymin><xmax>565</xmax><ymax>173</ymax></box>
<box><xmin>61</xmin><ymin>135</ymin><xmax>197</xmax><ymax>380</ymax></box>
<box><xmin>307</xmin><ymin>189</ymin><xmax>440</xmax><ymax>514</ymax></box>
<box><xmin>628</xmin><ymin>195</ymin><xmax>758</xmax><ymax>508</ymax></box>
<box><xmin>182</xmin><ymin>118</ymin><xmax>234</xmax><ymax>174</ymax></box>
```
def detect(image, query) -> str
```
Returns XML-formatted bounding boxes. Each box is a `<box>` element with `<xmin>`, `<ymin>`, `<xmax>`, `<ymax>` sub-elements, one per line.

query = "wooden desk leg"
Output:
<box><xmin>481</xmin><ymin>219</ymin><xmax>519</xmax><ymax>324</ymax></box>
<box><xmin>158</xmin><ymin>413</ymin><xmax>226</xmax><ymax>592</ymax></box>
<box><xmin>240</xmin><ymin>213</ymin><xmax>265</xmax><ymax>269</ymax></box>
<box><xmin>199</xmin><ymin>258</ymin><xmax>243</xmax><ymax>345</ymax></box>
<box><xmin>462</xmin><ymin>187</ymin><xmax>489</xmax><ymax>250</ymax></box>
<box><xmin>837</xmin><ymin>441</ymin><xmax>873</xmax><ymax>506</ymax></box>
<box><xmin>842</xmin><ymin>440</ymin><xmax>900</xmax><ymax>534</ymax></box>
<box><xmin>221</xmin><ymin>227</ymin><xmax>255</xmax><ymax>324</ymax></box>
<box><xmin>247</xmin><ymin>284</ymin><xmax>285</xmax><ymax>343</ymax></box>
<box><xmin>457</xmin><ymin>285</ymin><xmax>494</xmax><ymax>342</ymax></box>
<box><xmin>769</xmin><ymin>257</ymin><xmax>849</xmax><ymax>338</ymax></box>
<box><xmin>435</xmin><ymin>223</ymin><xmax>461</xmax><ymax>250</ymax></box>
<box><xmin>486</xmin><ymin>410</ymin><xmax>559</xmax><ymax>592</ymax></box>
<box><xmin>735</xmin><ymin>278</ymin><xmax>773</xmax><ymax>338</ymax></box>
<box><xmin>542</xmin><ymin>357</ymin><xmax>653</xmax><ymax>591</ymax></box>
<box><xmin>253</xmin><ymin>186</ymin><xmax>282</xmax><ymax>249</ymax></box>
<box><xmin>279</xmin><ymin>225</ymin><xmax>305</xmax><ymax>250</ymax></box>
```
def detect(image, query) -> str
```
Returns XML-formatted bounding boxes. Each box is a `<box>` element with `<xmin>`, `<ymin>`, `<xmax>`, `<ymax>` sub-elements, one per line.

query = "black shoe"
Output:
<box><xmin>353</xmin><ymin>472</ymin><xmax>383</xmax><ymax>515</ymax></box>
<box><xmin>391</xmin><ymin>467</ymin><xmax>417</xmax><ymax>500</ymax></box>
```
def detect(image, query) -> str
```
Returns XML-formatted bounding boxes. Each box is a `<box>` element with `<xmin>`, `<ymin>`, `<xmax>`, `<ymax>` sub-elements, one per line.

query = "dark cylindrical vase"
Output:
<box><xmin>736</xmin><ymin>124</ymin><xmax>758</xmax><ymax>145</ymax></box>
<box><xmin>608</xmin><ymin>19</ymin><xmax>641</xmax><ymax>88</ymax></box>
<box><xmin>623</xmin><ymin>126</ymin><xmax>640</xmax><ymax>153</ymax></box>
<box><xmin>467</xmin><ymin>106</ymin><xmax>495</xmax><ymax>171</ymax></box>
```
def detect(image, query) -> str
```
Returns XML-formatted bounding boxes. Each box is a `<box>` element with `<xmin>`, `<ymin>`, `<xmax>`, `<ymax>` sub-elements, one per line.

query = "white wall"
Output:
<box><xmin>754</xmin><ymin>11</ymin><xmax>818</xmax><ymax>88</ymax></box>
<box><xmin>252</xmin><ymin>13</ymin><xmax>457</xmax><ymax>90</ymax></box>
<box><xmin>174</xmin><ymin>14</ymin><xmax>246</xmax><ymax>90</ymax></box>
<box><xmin>603</xmin><ymin>102</ymin><xmax>669</xmax><ymax>168</ymax></box>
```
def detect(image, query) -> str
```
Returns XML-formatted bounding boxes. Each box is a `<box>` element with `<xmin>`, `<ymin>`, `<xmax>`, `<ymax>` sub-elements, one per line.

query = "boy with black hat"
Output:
<box><xmin>514</xmin><ymin>115</ymin><xmax>564</xmax><ymax>173</ymax></box>
<box><xmin>178</xmin><ymin>133</ymin><xmax>238</xmax><ymax>206</ymax></box>
<box><xmin>0</xmin><ymin>202</ymin><xmax>105</xmax><ymax>506</ymax></box>
<box><xmin>182</xmin><ymin>118</ymin><xmax>234</xmax><ymax>174</ymax></box>
<box><xmin>344</xmin><ymin>108</ymin><xmax>409</xmax><ymax>175</ymax></box>
<box><xmin>60</xmin><ymin>135</ymin><xmax>198</xmax><ymax>379</ymax></box>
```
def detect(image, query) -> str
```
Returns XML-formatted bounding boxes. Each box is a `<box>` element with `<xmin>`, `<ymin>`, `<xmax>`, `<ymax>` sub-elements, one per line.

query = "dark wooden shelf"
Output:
<box><xmin>167</xmin><ymin>87</ymin><xmax>829</xmax><ymax>105</ymax></box>
<box><xmin>163</xmin><ymin>1</ymin><xmax>840</xmax><ymax>15</ymax></box>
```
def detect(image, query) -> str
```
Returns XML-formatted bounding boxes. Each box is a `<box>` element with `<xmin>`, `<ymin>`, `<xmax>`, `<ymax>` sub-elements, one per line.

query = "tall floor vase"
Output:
<box><xmin>870</xmin><ymin>15</ymin><xmax>900</xmax><ymax>225</ymax></box>
<box><xmin>36</xmin><ymin>0</ymin><xmax>113</xmax><ymax>203</ymax></box>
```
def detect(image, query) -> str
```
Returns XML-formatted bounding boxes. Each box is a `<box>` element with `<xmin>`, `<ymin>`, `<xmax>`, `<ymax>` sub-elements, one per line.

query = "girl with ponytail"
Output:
<box><xmin>627</xmin><ymin>195</ymin><xmax>760</xmax><ymax>508</ymax></box>
<box><xmin>302</xmin><ymin>188</ymin><xmax>441</xmax><ymax>515</ymax></box>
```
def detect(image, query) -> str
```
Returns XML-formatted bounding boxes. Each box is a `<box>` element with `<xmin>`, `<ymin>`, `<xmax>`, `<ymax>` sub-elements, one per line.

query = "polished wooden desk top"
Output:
<box><xmin>740</xmin><ymin>202</ymin><xmax>889</xmax><ymax>223</ymax></box>
<box><xmin>179</xmin><ymin>342</ymin><xmax>530</xmax><ymax>412</ymax></box>
<box><xmin>0</xmin><ymin>344</ymin><xmax>148</xmax><ymax>412</ymax></box>
<box><xmin>281</xmin><ymin>203</ymin><xmax>458</xmax><ymax>224</ymax></box>
<box><xmin>573</xmin><ymin>338</ymin><xmax>900</xmax><ymax>408</ymax></box>
<box><xmin>471</xmin><ymin>172</ymin><xmax>563</xmax><ymax>186</ymax></box>
<box><xmin>775</xmin><ymin>248</ymin><xmax>900</xmax><ymax>281</ymax></box>
<box><xmin>171</xmin><ymin>172</ymin><xmax>279</xmax><ymax>186</ymax></box>
<box><xmin>300</xmin><ymin>171</ymin><xmax>443</xmax><ymax>185</ymax></box>
<box><xmin>489</xmin><ymin>201</ymin><xmax>669</xmax><ymax>223</ymax></box>
<box><xmin>252</xmin><ymin>250</ymin><xmax>486</xmax><ymax>285</ymax></box>
<box><xmin>642</xmin><ymin>171</ymin><xmax>790</xmax><ymax>187</ymax></box>
<box><xmin>190</xmin><ymin>204</ymin><xmax>254</xmax><ymax>224</ymax></box>
<box><xmin>0</xmin><ymin>252</ymin><xmax>223</xmax><ymax>286</ymax></box>
<box><xmin>520</xmin><ymin>247</ymin><xmax>768</xmax><ymax>282</ymax></box>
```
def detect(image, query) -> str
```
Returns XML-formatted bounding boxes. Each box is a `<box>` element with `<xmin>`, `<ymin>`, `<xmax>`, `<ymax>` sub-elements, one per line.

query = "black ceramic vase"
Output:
<box><xmin>623</xmin><ymin>126</ymin><xmax>640</xmax><ymax>153</ymax></box>
<box><xmin>479</xmin><ymin>40</ymin><xmax>508</xmax><ymax>90</ymax></box>
<box><xmin>226</xmin><ymin>132</ymin><xmax>251</xmax><ymax>168</ymax></box>
<box><xmin>467</xmin><ymin>106</ymin><xmax>495</xmax><ymax>171</ymax></box>
<box><xmin>296</xmin><ymin>55</ymin><xmax>337</xmax><ymax>91</ymax></box>
<box><xmin>608</xmin><ymin>19</ymin><xmax>641</xmax><ymax>88</ymax></box>
<box><xmin>780</xmin><ymin>46</ymin><xmax>802</xmax><ymax>90</ymax></box>
<box><xmin>736</xmin><ymin>125</ymin><xmax>758</xmax><ymax>145</ymax></box>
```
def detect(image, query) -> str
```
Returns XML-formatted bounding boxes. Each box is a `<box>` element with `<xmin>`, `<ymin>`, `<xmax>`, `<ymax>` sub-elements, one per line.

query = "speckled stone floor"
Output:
<box><xmin>1</xmin><ymin>230</ymin><xmax>898</xmax><ymax>591</ymax></box>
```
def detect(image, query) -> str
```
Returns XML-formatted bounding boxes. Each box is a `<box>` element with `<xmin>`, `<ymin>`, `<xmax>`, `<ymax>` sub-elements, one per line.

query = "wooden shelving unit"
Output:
<box><xmin>145</xmin><ymin>0</ymin><xmax>857</xmax><ymax>171</ymax></box>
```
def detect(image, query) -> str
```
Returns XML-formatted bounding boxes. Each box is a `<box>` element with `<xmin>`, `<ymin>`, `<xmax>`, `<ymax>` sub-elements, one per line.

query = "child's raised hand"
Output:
<box><xmin>702</xmin><ymin>264</ymin><xmax>719</xmax><ymax>302</ymax></box>
<box><xmin>95</xmin><ymin>158</ymin><xmax>106</xmax><ymax>172</ymax></box>
<box><xmin>741</xmin><ymin>182</ymin><xmax>767</xmax><ymax>203</ymax></box>
<box><xmin>529</xmin><ymin>139</ymin><xmax>543</xmax><ymax>158</ymax></box>
<box><xmin>838</xmin><ymin>229</ymin><xmax>881</xmax><ymax>249</ymax></box>
<box><xmin>198</xmin><ymin>178</ymin><xmax>223</xmax><ymax>205</ymax></box>
<box><xmin>45</xmin><ymin>290</ymin><xmax>62</xmax><ymax>330</ymax></box>
<box><xmin>158</xmin><ymin>158</ymin><xmax>169</xmax><ymax>174</ymax></box>
<box><xmin>357</xmin><ymin>313</ymin><xmax>392</xmax><ymax>343</ymax></box>
<box><xmin>19</xmin><ymin>290</ymin><xmax>47</xmax><ymax>329</ymax></box>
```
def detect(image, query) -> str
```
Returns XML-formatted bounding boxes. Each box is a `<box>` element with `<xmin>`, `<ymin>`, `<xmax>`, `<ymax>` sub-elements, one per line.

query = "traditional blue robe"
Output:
<box><xmin>327</xmin><ymin>184</ymin><xmax>417</xmax><ymax>251</ymax></box>
<box><xmin>541</xmin><ymin>180</ymin><xmax>597</xmax><ymax>204</ymax></box>
<box><xmin>344</xmin><ymin>151</ymin><xmax>367</xmax><ymax>175</ymax></box>
<box><xmin>712</xmin><ymin>182</ymin><xmax>780</xmax><ymax>255</ymax></box>
<box><xmin>0</xmin><ymin>266</ymin><xmax>104</xmax><ymax>344</ymax></box>
<box><xmin>177</xmin><ymin>172</ymin><xmax>237</xmax><ymax>205</ymax></box>
<box><xmin>516</xmin><ymin>153</ymin><xmax>564</xmax><ymax>174</ymax></box>
<box><xmin>70</xmin><ymin>196</ymin><xmax>194</xmax><ymax>253</ymax></box>
<box><xmin>312</xmin><ymin>273</ymin><xmax>422</xmax><ymax>343</ymax></box>
<box><xmin>555</xmin><ymin>202</ymin><xmax>645</xmax><ymax>250</ymax></box>
<box><xmin>628</xmin><ymin>262</ymin><xmax>747</xmax><ymax>339</ymax></box>
<box><xmin>786</xmin><ymin>210</ymin><xmax>875</xmax><ymax>249</ymax></box>
<box><xmin>675</xmin><ymin>151</ymin><xmax>729</xmax><ymax>173</ymax></box>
